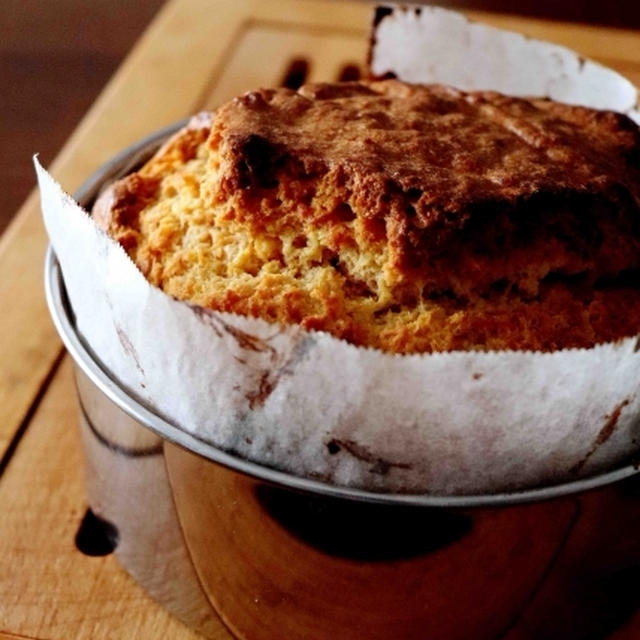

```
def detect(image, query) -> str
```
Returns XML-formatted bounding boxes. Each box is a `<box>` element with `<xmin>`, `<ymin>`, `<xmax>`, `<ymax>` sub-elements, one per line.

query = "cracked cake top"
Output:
<box><xmin>93</xmin><ymin>80</ymin><xmax>640</xmax><ymax>353</ymax></box>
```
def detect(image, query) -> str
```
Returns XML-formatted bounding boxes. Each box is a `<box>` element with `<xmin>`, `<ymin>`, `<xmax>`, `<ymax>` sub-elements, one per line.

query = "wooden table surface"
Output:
<box><xmin>2</xmin><ymin>1</ymin><xmax>640</xmax><ymax>638</ymax></box>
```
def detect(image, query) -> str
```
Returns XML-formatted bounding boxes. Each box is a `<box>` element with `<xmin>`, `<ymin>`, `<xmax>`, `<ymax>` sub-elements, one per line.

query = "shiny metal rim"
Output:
<box><xmin>43</xmin><ymin>122</ymin><xmax>640</xmax><ymax>508</ymax></box>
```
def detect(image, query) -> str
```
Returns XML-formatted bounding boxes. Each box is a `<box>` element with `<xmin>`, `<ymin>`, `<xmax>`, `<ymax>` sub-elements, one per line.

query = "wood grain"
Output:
<box><xmin>0</xmin><ymin>359</ymin><xmax>202</xmax><ymax>639</ymax></box>
<box><xmin>200</xmin><ymin>21</ymin><xmax>368</xmax><ymax>109</ymax></box>
<box><xmin>0</xmin><ymin>191</ymin><xmax>61</xmax><ymax>459</ymax></box>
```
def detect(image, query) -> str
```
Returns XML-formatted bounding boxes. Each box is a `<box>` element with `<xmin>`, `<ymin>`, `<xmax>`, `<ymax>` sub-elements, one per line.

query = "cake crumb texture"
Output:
<box><xmin>93</xmin><ymin>80</ymin><xmax>640</xmax><ymax>353</ymax></box>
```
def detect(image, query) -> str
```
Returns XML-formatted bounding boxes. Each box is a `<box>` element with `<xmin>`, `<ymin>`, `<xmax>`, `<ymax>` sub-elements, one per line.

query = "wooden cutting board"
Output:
<box><xmin>1</xmin><ymin>1</ymin><xmax>640</xmax><ymax>638</ymax></box>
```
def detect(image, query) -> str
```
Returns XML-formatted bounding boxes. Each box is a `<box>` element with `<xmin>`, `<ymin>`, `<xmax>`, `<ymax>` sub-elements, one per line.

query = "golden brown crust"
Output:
<box><xmin>93</xmin><ymin>81</ymin><xmax>640</xmax><ymax>353</ymax></box>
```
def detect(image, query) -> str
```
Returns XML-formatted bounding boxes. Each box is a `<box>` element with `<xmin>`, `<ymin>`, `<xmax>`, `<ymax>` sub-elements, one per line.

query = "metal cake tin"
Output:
<box><xmin>43</xmin><ymin>122</ymin><xmax>640</xmax><ymax>640</ymax></box>
<box><xmin>44</xmin><ymin>120</ymin><xmax>640</xmax><ymax>508</ymax></box>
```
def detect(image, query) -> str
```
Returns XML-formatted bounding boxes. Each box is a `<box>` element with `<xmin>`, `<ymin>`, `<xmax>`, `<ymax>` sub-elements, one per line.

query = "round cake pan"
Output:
<box><xmin>44</xmin><ymin>124</ymin><xmax>640</xmax><ymax>640</ymax></box>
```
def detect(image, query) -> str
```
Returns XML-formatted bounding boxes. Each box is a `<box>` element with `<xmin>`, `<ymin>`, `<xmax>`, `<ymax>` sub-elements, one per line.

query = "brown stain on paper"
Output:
<box><xmin>115</xmin><ymin>325</ymin><xmax>145</xmax><ymax>378</ymax></box>
<box><xmin>327</xmin><ymin>438</ymin><xmax>412</xmax><ymax>475</ymax></box>
<box><xmin>190</xmin><ymin>305</ymin><xmax>291</xmax><ymax>409</ymax></box>
<box><xmin>217</xmin><ymin>318</ymin><xmax>275</xmax><ymax>355</ymax></box>
<box><xmin>596</xmin><ymin>399</ymin><xmax>631</xmax><ymax>446</ymax></box>
<box><xmin>246</xmin><ymin>370</ymin><xmax>285</xmax><ymax>410</ymax></box>
<box><xmin>213</xmin><ymin>318</ymin><xmax>286</xmax><ymax>409</ymax></box>
<box><xmin>570</xmin><ymin>398</ymin><xmax>632</xmax><ymax>474</ymax></box>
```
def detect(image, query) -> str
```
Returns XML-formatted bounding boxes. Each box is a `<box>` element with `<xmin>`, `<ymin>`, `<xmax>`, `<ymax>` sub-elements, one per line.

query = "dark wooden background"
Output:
<box><xmin>2</xmin><ymin>0</ymin><xmax>639</xmax><ymax>235</ymax></box>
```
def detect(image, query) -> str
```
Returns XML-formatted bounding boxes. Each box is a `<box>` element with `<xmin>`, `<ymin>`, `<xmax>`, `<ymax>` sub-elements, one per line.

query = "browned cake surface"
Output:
<box><xmin>93</xmin><ymin>80</ymin><xmax>640</xmax><ymax>353</ymax></box>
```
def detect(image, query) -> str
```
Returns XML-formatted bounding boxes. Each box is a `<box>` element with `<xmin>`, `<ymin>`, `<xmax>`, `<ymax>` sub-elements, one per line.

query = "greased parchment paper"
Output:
<box><xmin>37</xmin><ymin>8</ymin><xmax>640</xmax><ymax>494</ymax></box>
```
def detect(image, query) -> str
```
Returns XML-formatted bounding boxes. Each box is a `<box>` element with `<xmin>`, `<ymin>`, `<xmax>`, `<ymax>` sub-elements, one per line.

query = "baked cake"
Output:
<box><xmin>93</xmin><ymin>80</ymin><xmax>640</xmax><ymax>353</ymax></box>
